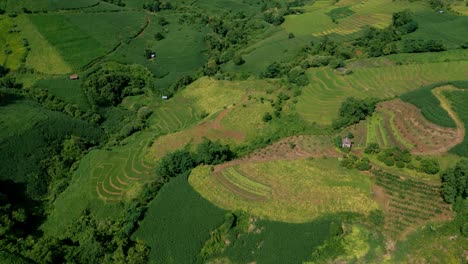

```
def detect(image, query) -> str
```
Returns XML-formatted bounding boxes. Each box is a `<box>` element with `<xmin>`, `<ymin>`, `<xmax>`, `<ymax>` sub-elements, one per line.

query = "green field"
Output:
<box><xmin>190</xmin><ymin>158</ymin><xmax>377</xmax><ymax>223</ymax></box>
<box><xmin>401</xmin><ymin>82</ymin><xmax>468</xmax><ymax>127</ymax></box>
<box><xmin>223</xmin><ymin>27</ymin><xmax>312</xmax><ymax>75</ymax></box>
<box><xmin>16</xmin><ymin>15</ymin><xmax>72</xmax><ymax>74</ymax></box>
<box><xmin>134</xmin><ymin>175</ymin><xmax>226</xmax><ymax>264</ymax></box>
<box><xmin>34</xmin><ymin>77</ymin><xmax>90</xmax><ymax>110</ymax></box>
<box><xmin>107</xmin><ymin>13</ymin><xmax>209</xmax><ymax>89</ymax></box>
<box><xmin>297</xmin><ymin>61</ymin><xmax>468</xmax><ymax>125</ymax></box>
<box><xmin>3</xmin><ymin>0</ymin><xmax>98</xmax><ymax>12</ymax></box>
<box><xmin>402</xmin><ymin>11</ymin><xmax>468</xmax><ymax>49</ymax></box>
<box><xmin>29</xmin><ymin>12</ymin><xmax>146</xmax><ymax>70</ymax></box>
<box><xmin>445</xmin><ymin>90</ymin><xmax>468</xmax><ymax>157</ymax></box>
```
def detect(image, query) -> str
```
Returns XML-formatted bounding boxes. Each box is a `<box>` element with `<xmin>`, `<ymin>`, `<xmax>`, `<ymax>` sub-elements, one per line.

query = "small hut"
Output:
<box><xmin>342</xmin><ymin>137</ymin><xmax>352</xmax><ymax>148</ymax></box>
<box><xmin>69</xmin><ymin>74</ymin><xmax>79</xmax><ymax>80</ymax></box>
<box><xmin>161</xmin><ymin>95</ymin><xmax>168</xmax><ymax>100</ymax></box>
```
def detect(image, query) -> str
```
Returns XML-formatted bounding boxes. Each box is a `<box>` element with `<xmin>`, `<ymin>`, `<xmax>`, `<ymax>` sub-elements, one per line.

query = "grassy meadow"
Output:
<box><xmin>189</xmin><ymin>158</ymin><xmax>377</xmax><ymax>223</ymax></box>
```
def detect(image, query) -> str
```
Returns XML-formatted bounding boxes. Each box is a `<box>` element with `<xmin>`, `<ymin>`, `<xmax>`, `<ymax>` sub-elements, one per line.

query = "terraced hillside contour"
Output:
<box><xmin>349</xmin><ymin>91</ymin><xmax>464</xmax><ymax>154</ymax></box>
<box><xmin>297</xmin><ymin>61</ymin><xmax>468</xmax><ymax>125</ymax></box>
<box><xmin>92</xmin><ymin>135</ymin><xmax>156</xmax><ymax>203</ymax></box>
<box><xmin>190</xmin><ymin>159</ymin><xmax>377</xmax><ymax>223</ymax></box>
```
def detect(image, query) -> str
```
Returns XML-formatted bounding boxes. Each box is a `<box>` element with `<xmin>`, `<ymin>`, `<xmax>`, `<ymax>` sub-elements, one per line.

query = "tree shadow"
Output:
<box><xmin>0</xmin><ymin>91</ymin><xmax>23</xmax><ymax>106</ymax></box>
<box><xmin>0</xmin><ymin>180</ymin><xmax>46</xmax><ymax>236</ymax></box>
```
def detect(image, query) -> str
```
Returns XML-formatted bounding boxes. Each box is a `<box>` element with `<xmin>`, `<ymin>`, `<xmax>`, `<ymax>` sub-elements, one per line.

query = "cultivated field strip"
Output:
<box><xmin>372</xmin><ymin>169</ymin><xmax>450</xmax><ymax>240</ymax></box>
<box><xmin>297</xmin><ymin>61</ymin><xmax>468</xmax><ymax>125</ymax></box>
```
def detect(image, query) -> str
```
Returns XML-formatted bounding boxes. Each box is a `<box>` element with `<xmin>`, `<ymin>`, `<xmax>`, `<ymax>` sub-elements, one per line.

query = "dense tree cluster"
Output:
<box><xmin>354</xmin><ymin>10</ymin><xmax>419</xmax><ymax>57</ymax></box>
<box><xmin>376</xmin><ymin>147</ymin><xmax>412</xmax><ymax>168</ymax></box>
<box><xmin>156</xmin><ymin>139</ymin><xmax>235</xmax><ymax>179</ymax></box>
<box><xmin>340</xmin><ymin>154</ymin><xmax>372</xmax><ymax>171</ymax></box>
<box><xmin>82</xmin><ymin>64</ymin><xmax>152</xmax><ymax>107</ymax></box>
<box><xmin>142</xmin><ymin>0</ymin><xmax>173</xmax><ymax>12</ymax></box>
<box><xmin>24</xmin><ymin>87</ymin><xmax>102</xmax><ymax>124</ymax></box>
<box><xmin>332</xmin><ymin>97</ymin><xmax>377</xmax><ymax>129</ymax></box>
<box><xmin>402</xmin><ymin>39</ymin><xmax>446</xmax><ymax>53</ymax></box>
<box><xmin>102</xmin><ymin>0</ymin><xmax>125</xmax><ymax>7</ymax></box>
<box><xmin>440</xmin><ymin>160</ymin><xmax>468</xmax><ymax>204</ymax></box>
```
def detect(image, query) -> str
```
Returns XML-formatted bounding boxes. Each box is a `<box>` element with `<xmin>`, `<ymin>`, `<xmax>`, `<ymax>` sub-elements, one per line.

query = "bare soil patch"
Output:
<box><xmin>214</xmin><ymin>135</ymin><xmax>340</xmax><ymax>173</ymax></box>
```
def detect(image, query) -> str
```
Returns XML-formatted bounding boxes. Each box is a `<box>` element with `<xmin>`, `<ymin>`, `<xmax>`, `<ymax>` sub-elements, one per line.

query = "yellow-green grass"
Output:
<box><xmin>0</xmin><ymin>17</ymin><xmax>27</xmax><ymax>70</ymax></box>
<box><xmin>29</xmin><ymin>11</ymin><xmax>146</xmax><ymax>70</ymax></box>
<box><xmin>296</xmin><ymin>61</ymin><xmax>468</xmax><ymax>125</ymax></box>
<box><xmin>220</xmin><ymin>96</ymin><xmax>272</xmax><ymax>138</ymax></box>
<box><xmin>189</xmin><ymin>159</ymin><xmax>378</xmax><ymax>223</ymax></box>
<box><xmin>41</xmin><ymin>132</ymin><xmax>156</xmax><ymax>237</ymax></box>
<box><xmin>148</xmin><ymin>102</ymin><xmax>199</xmax><ymax>135</ymax></box>
<box><xmin>180</xmin><ymin>77</ymin><xmax>246</xmax><ymax>116</ymax></box>
<box><xmin>283</xmin><ymin>0</ymin><xmax>427</xmax><ymax>38</ymax></box>
<box><xmin>452</xmin><ymin>1</ymin><xmax>468</xmax><ymax>15</ymax></box>
<box><xmin>366</xmin><ymin>113</ymin><xmax>389</xmax><ymax>148</ymax></box>
<box><xmin>16</xmin><ymin>15</ymin><xmax>71</xmax><ymax>74</ymax></box>
<box><xmin>392</xmin><ymin>224</ymin><xmax>468</xmax><ymax>263</ymax></box>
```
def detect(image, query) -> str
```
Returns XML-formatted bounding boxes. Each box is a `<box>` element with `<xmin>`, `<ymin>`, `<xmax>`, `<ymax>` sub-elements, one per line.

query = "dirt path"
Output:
<box><xmin>432</xmin><ymin>86</ymin><xmax>465</xmax><ymax>148</ymax></box>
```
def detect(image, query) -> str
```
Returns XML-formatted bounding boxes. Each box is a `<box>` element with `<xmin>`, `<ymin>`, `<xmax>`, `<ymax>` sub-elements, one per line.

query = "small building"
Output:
<box><xmin>342</xmin><ymin>137</ymin><xmax>352</xmax><ymax>148</ymax></box>
<box><xmin>69</xmin><ymin>74</ymin><xmax>79</xmax><ymax>80</ymax></box>
<box><xmin>161</xmin><ymin>95</ymin><xmax>168</xmax><ymax>100</ymax></box>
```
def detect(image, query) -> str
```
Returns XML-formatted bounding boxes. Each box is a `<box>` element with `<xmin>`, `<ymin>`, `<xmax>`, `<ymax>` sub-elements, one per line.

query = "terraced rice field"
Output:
<box><xmin>215</xmin><ymin>166</ymin><xmax>271</xmax><ymax>200</ymax></box>
<box><xmin>283</xmin><ymin>0</ymin><xmax>426</xmax><ymax>38</ymax></box>
<box><xmin>91</xmin><ymin>134</ymin><xmax>156</xmax><ymax>203</ymax></box>
<box><xmin>190</xmin><ymin>159</ymin><xmax>377</xmax><ymax>223</ymax></box>
<box><xmin>372</xmin><ymin>169</ymin><xmax>451</xmax><ymax>240</ymax></box>
<box><xmin>297</xmin><ymin>61</ymin><xmax>468</xmax><ymax>125</ymax></box>
<box><xmin>149</xmin><ymin>104</ymin><xmax>199</xmax><ymax>135</ymax></box>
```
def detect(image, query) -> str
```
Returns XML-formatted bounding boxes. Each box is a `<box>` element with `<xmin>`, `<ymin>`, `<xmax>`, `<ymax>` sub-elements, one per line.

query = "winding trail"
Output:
<box><xmin>432</xmin><ymin>86</ymin><xmax>465</xmax><ymax>150</ymax></box>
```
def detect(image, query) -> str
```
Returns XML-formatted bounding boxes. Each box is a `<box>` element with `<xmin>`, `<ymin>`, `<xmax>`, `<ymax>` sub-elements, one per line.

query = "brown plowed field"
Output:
<box><xmin>380</xmin><ymin>99</ymin><xmax>461</xmax><ymax>155</ymax></box>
